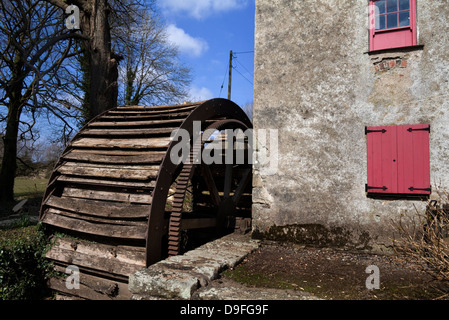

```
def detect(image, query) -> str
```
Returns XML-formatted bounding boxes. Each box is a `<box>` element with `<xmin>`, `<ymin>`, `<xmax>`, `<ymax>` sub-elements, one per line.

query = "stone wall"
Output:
<box><xmin>253</xmin><ymin>0</ymin><xmax>449</xmax><ymax>251</ymax></box>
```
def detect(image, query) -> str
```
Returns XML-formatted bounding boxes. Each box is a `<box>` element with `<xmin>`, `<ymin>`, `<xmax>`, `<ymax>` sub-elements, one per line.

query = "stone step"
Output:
<box><xmin>128</xmin><ymin>233</ymin><xmax>260</xmax><ymax>300</ymax></box>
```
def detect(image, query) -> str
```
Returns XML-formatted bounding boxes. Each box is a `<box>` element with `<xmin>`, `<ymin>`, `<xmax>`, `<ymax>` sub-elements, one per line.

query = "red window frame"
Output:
<box><xmin>366</xmin><ymin>124</ymin><xmax>430</xmax><ymax>196</ymax></box>
<box><xmin>369</xmin><ymin>0</ymin><xmax>417</xmax><ymax>51</ymax></box>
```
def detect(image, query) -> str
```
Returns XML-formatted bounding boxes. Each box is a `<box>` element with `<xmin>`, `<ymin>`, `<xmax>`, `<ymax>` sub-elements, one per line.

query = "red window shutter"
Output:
<box><xmin>366</xmin><ymin>124</ymin><xmax>430</xmax><ymax>195</ymax></box>
<box><xmin>366</xmin><ymin>126</ymin><xmax>397</xmax><ymax>194</ymax></box>
<box><xmin>396</xmin><ymin>124</ymin><xmax>431</xmax><ymax>195</ymax></box>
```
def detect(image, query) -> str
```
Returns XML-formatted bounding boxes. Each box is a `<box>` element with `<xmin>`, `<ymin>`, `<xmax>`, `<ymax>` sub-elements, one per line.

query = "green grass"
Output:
<box><xmin>0</xmin><ymin>177</ymin><xmax>48</xmax><ymax>216</ymax></box>
<box><xmin>14</xmin><ymin>177</ymin><xmax>48</xmax><ymax>199</ymax></box>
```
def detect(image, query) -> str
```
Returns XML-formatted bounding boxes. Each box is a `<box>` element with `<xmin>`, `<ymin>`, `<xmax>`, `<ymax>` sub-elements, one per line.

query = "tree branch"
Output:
<box><xmin>45</xmin><ymin>0</ymin><xmax>90</xmax><ymax>14</ymax></box>
<box><xmin>25</xmin><ymin>32</ymin><xmax>86</xmax><ymax>70</ymax></box>
<box><xmin>16</xmin><ymin>155</ymin><xmax>34</xmax><ymax>169</ymax></box>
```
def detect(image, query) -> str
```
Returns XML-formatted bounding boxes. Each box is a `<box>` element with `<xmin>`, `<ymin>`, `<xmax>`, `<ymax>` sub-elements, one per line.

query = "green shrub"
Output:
<box><xmin>0</xmin><ymin>224</ymin><xmax>51</xmax><ymax>300</ymax></box>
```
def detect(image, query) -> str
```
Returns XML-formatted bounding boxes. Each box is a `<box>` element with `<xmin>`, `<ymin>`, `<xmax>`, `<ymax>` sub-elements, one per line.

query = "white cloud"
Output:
<box><xmin>166</xmin><ymin>24</ymin><xmax>209</xmax><ymax>57</ymax></box>
<box><xmin>188</xmin><ymin>86</ymin><xmax>214</xmax><ymax>102</ymax></box>
<box><xmin>161</xmin><ymin>0</ymin><xmax>248</xmax><ymax>20</ymax></box>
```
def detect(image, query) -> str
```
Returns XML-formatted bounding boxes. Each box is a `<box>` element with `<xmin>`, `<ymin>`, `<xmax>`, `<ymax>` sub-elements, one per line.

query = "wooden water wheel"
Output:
<box><xmin>39</xmin><ymin>98</ymin><xmax>253</xmax><ymax>299</ymax></box>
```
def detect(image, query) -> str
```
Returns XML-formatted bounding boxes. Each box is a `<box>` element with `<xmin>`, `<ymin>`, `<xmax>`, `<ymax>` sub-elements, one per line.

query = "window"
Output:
<box><xmin>365</xmin><ymin>124</ymin><xmax>430</xmax><ymax>196</ymax></box>
<box><xmin>369</xmin><ymin>0</ymin><xmax>417</xmax><ymax>51</ymax></box>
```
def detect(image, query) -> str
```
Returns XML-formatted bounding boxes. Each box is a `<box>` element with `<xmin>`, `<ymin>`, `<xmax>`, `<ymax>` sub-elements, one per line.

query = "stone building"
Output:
<box><xmin>252</xmin><ymin>0</ymin><xmax>449</xmax><ymax>252</ymax></box>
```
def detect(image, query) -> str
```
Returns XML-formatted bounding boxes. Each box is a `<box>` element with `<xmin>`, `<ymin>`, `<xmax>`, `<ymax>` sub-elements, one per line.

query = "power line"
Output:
<box><xmin>235</xmin><ymin>58</ymin><xmax>253</xmax><ymax>78</ymax></box>
<box><xmin>233</xmin><ymin>54</ymin><xmax>254</xmax><ymax>86</ymax></box>
<box><xmin>234</xmin><ymin>51</ymin><xmax>254</xmax><ymax>55</ymax></box>
<box><xmin>233</xmin><ymin>65</ymin><xmax>253</xmax><ymax>86</ymax></box>
<box><xmin>219</xmin><ymin>59</ymin><xmax>230</xmax><ymax>98</ymax></box>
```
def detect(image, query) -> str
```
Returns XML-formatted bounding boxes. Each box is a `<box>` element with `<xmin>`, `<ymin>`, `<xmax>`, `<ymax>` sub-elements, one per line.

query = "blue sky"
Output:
<box><xmin>159</xmin><ymin>0</ymin><xmax>255</xmax><ymax>109</ymax></box>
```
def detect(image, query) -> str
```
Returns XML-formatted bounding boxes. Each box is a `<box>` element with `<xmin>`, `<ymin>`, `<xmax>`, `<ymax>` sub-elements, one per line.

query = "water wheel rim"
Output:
<box><xmin>167</xmin><ymin>118</ymin><xmax>252</xmax><ymax>256</ymax></box>
<box><xmin>146</xmin><ymin>98</ymin><xmax>252</xmax><ymax>265</ymax></box>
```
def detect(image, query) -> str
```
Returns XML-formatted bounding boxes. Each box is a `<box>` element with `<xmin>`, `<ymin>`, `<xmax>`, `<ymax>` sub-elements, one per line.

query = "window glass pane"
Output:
<box><xmin>398</xmin><ymin>0</ymin><xmax>409</xmax><ymax>11</ymax></box>
<box><xmin>386</xmin><ymin>0</ymin><xmax>397</xmax><ymax>13</ymax></box>
<box><xmin>375</xmin><ymin>0</ymin><xmax>385</xmax><ymax>15</ymax></box>
<box><xmin>376</xmin><ymin>15</ymin><xmax>385</xmax><ymax>30</ymax></box>
<box><xmin>398</xmin><ymin>11</ymin><xmax>410</xmax><ymax>27</ymax></box>
<box><xmin>387</xmin><ymin>13</ymin><xmax>398</xmax><ymax>28</ymax></box>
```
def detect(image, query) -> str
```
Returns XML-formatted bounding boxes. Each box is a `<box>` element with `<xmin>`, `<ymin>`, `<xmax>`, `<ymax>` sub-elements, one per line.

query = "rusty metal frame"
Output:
<box><xmin>167</xmin><ymin>118</ymin><xmax>252</xmax><ymax>256</ymax></box>
<box><xmin>145</xmin><ymin>98</ymin><xmax>252</xmax><ymax>265</ymax></box>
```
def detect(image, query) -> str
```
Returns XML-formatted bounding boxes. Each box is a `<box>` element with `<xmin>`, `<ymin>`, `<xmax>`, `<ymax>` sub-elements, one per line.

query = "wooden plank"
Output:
<box><xmin>42</xmin><ymin>210</ymin><xmax>147</xmax><ymax>240</ymax></box>
<box><xmin>46</xmin><ymin>241</ymin><xmax>144</xmax><ymax>276</ymax></box>
<box><xmin>60</xmin><ymin>161</ymin><xmax>160</xmax><ymax>172</ymax></box>
<box><xmin>63</xmin><ymin>149</ymin><xmax>166</xmax><ymax>157</ymax></box>
<box><xmin>99</xmin><ymin>111</ymin><xmax>191</xmax><ymax>121</ymax></box>
<box><xmin>109</xmin><ymin>104</ymin><xmax>197</xmax><ymax>115</ymax></box>
<box><xmin>47</xmin><ymin>207</ymin><xmax>147</xmax><ymax>227</ymax></box>
<box><xmin>57</xmin><ymin>162</ymin><xmax>160</xmax><ymax>181</ymax></box>
<box><xmin>87</xmin><ymin>118</ymin><xmax>184</xmax><ymax>128</ymax></box>
<box><xmin>61</xmin><ymin>187</ymin><xmax>152</xmax><ymax>204</ymax></box>
<box><xmin>116</xmin><ymin>102</ymin><xmax>202</xmax><ymax>111</ymax></box>
<box><xmin>48</xmin><ymin>273</ymin><xmax>131</xmax><ymax>300</ymax></box>
<box><xmin>57</xmin><ymin>167</ymin><xmax>157</xmax><ymax>182</ymax></box>
<box><xmin>54</xmin><ymin>237</ymin><xmax>146</xmax><ymax>267</ymax></box>
<box><xmin>46</xmin><ymin>195</ymin><xmax>150</xmax><ymax>219</ymax></box>
<box><xmin>57</xmin><ymin>175</ymin><xmax>156</xmax><ymax>190</ymax></box>
<box><xmin>80</xmin><ymin>127</ymin><xmax>177</xmax><ymax>137</ymax></box>
<box><xmin>62</xmin><ymin>150</ymin><xmax>165</xmax><ymax>164</ymax></box>
<box><xmin>52</xmin><ymin>261</ymin><xmax>128</xmax><ymax>284</ymax></box>
<box><xmin>71</xmin><ymin>137</ymin><xmax>171</xmax><ymax>149</ymax></box>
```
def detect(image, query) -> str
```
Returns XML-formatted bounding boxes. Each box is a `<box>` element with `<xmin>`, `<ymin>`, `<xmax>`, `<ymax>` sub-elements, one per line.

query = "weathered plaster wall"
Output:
<box><xmin>253</xmin><ymin>0</ymin><xmax>449</xmax><ymax>251</ymax></box>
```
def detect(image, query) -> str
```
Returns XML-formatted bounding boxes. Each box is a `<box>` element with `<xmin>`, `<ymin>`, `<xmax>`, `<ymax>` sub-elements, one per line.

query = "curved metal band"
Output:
<box><xmin>145</xmin><ymin>98</ymin><xmax>252</xmax><ymax>265</ymax></box>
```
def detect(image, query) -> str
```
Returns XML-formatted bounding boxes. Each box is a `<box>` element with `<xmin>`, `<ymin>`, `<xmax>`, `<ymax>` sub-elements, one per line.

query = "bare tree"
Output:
<box><xmin>0</xmin><ymin>0</ymin><xmax>82</xmax><ymax>203</ymax></box>
<box><xmin>47</xmin><ymin>0</ymin><xmax>121</xmax><ymax>119</ymax></box>
<box><xmin>113</xmin><ymin>5</ymin><xmax>192</xmax><ymax>106</ymax></box>
<box><xmin>1</xmin><ymin>0</ymin><xmax>190</xmax><ymax>203</ymax></box>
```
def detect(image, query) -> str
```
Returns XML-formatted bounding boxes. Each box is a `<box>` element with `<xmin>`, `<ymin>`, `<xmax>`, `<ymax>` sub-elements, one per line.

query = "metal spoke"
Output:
<box><xmin>223</xmin><ymin>164</ymin><xmax>233</xmax><ymax>198</ymax></box>
<box><xmin>232</xmin><ymin>167</ymin><xmax>251</xmax><ymax>204</ymax></box>
<box><xmin>201</xmin><ymin>164</ymin><xmax>221</xmax><ymax>206</ymax></box>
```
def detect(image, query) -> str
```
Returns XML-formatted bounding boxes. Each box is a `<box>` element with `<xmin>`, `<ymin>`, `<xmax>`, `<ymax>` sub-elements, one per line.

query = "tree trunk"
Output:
<box><xmin>83</xmin><ymin>0</ymin><xmax>118</xmax><ymax>119</ymax></box>
<box><xmin>125</xmin><ymin>68</ymin><xmax>136</xmax><ymax>106</ymax></box>
<box><xmin>46</xmin><ymin>0</ymin><xmax>119</xmax><ymax>120</ymax></box>
<box><xmin>0</xmin><ymin>46</ymin><xmax>24</xmax><ymax>204</ymax></box>
<box><xmin>0</xmin><ymin>105</ymin><xmax>20</xmax><ymax>204</ymax></box>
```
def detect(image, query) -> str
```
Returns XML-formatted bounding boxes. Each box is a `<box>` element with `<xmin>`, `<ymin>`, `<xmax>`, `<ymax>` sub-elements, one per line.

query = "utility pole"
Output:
<box><xmin>228</xmin><ymin>50</ymin><xmax>233</xmax><ymax>100</ymax></box>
